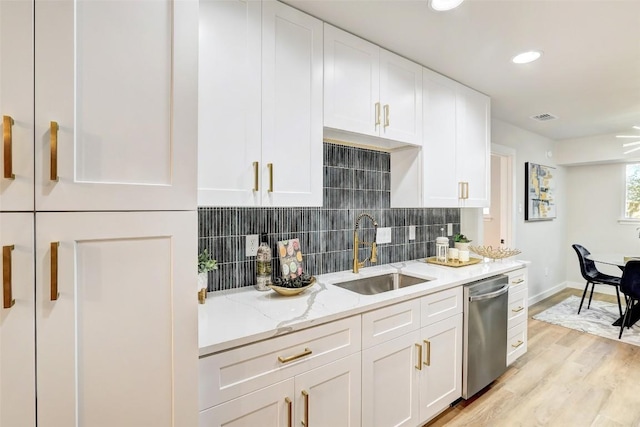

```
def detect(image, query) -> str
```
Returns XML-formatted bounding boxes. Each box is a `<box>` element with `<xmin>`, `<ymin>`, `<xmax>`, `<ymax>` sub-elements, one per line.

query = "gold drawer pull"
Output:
<box><xmin>512</xmin><ymin>306</ymin><xmax>524</xmax><ymax>313</ymax></box>
<box><xmin>415</xmin><ymin>343</ymin><xmax>422</xmax><ymax>370</ymax></box>
<box><xmin>3</xmin><ymin>245</ymin><xmax>15</xmax><ymax>308</ymax></box>
<box><xmin>50</xmin><ymin>242</ymin><xmax>60</xmax><ymax>301</ymax></box>
<box><xmin>512</xmin><ymin>278</ymin><xmax>524</xmax><ymax>284</ymax></box>
<box><xmin>374</xmin><ymin>102</ymin><xmax>381</xmax><ymax>126</ymax></box>
<box><xmin>423</xmin><ymin>339</ymin><xmax>431</xmax><ymax>366</ymax></box>
<box><xmin>252</xmin><ymin>161</ymin><xmax>259</xmax><ymax>192</ymax></box>
<box><xmin>3</xmin><ymin>115</ymin><xmax>15</xmax><ymax>179</ymax></box>
<box><xmin>50</xmin><ymin>121</ymin><xmax>59</xmax><ymax>181</ymax></box>
<box><xmin>278</xmin><ymin>347</ymin><xmax>312</xmax><ymax>364</ymax></box>
<box><xmin>301</xmin><ymin>390</ymin><xmax>309</xmax><ymax>427</ymax></box>
<box><xmin>285</xmin><ymin>397</ymin><xmax>292</xmax><ymax>427</ymax></box>
<box><xmin>511</xmin><ymin>340</ymin><xmax>524</xmax><ymax>349</ymax></box>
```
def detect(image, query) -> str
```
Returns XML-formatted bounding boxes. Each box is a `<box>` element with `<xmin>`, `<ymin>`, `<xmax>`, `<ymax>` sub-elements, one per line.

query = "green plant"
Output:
<box><xmin>198</xmin><ymin>249</ymin><xmax>218</xmax><ymax>273</ymax></box>
<box><xmin>454</xmin><ymin>233</ymin><xmax>472</xmax><ymax>243</ymax></box>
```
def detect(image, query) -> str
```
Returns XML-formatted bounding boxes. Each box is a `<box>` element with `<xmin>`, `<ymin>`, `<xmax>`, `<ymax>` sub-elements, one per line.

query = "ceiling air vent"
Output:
<box><xmin>530</xmin><ymin>113</ymin><xmax>558</xmax><ymax>122</ymax></box>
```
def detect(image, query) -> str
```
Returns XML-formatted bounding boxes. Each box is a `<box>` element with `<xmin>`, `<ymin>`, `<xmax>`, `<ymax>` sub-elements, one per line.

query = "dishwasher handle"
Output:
<box><xmin>468</xmin><ymin>283</ymin><xmax>510</xmax><ymax>302</ymax></box>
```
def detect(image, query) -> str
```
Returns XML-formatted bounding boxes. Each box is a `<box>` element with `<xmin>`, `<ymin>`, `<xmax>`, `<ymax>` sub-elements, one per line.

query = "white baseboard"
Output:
<box><xmin>528</xmin><ymin>281</ymin><xmax>567</xmax><ymax>306</ymax></box>
<box><xmin>565</xmin><ymin>280</ymin><xmax>620</xmax><ymax>297</ymax></box>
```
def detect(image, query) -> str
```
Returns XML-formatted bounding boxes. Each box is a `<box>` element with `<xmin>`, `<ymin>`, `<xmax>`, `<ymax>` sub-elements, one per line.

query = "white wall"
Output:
<box><xmin>565</xmin><ymin>163</ymin><xmax>640</xmax><ymax>283</ymax></box>
<box><xmin>491</xmin><ymin>119</ymin><xmax>567</xmax><ymax>303</ymax></box>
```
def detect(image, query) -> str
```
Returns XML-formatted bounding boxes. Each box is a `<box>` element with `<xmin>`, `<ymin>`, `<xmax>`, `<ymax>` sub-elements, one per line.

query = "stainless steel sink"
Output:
<box><xmin>332</xmin><ymin>273</ymin><xmax>429</xmax><ymax>295</ymax></box>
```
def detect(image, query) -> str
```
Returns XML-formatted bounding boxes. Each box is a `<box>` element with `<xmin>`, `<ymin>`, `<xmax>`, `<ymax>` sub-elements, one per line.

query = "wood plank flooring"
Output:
<box><xmin>425</xmin><ymin>288</ymin><xmax>640</xmax><ymax>427</ymax></box>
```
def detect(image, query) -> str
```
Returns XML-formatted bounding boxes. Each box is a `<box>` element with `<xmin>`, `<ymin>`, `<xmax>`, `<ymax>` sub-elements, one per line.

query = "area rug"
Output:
<box><xmin>533</xmin><ymin>295</ymin><xmax>640</xmax><ymax>347</ymax></box>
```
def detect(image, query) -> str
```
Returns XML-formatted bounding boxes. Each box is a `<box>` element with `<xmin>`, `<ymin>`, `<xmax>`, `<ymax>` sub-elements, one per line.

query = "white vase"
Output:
<box><xmin>198</xmin><ymin>272</ymin><xmax>209</xmax><ymax>291</ymax></box>
<box><xmin>454</xmin><ymin>242</ymin><xmax>470</xmax><ymax>252</ymax></box>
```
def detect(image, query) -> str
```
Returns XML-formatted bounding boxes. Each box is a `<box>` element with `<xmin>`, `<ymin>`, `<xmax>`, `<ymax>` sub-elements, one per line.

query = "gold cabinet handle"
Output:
<box><xmin>3</xmin><ymin>115</ymin><xmax>15</xmax><ymax>179</ymax></box>
<box><xmin>415</xmin><ymin>343</ymin><xmax>422</xmax><ymax>370</ymax></box>
<box><xmin>301</xmin><ymin>390</ymin><xmax>309</xmax><ymax>427</ymax></box>
<box><xmin>423</xmin><ymin>339</ymin><xmax>431</xmax><ymax>366</ymax></box>
<box><xmin>374</xmin><ymin>102</ymin><xmax>381</xmax><ymax>127</ymax></box>
<box><xmin>464</xmin><ymin>182</ymin><xmax>469</xmax><ymax>199</ymax></box>
<box><xmin>383</xmin><ymin>104</ymin><xmax>390</xmax><ymax>128</ymax></box>
<box><xmin>512</xmin><ymin>306</ymin><xmax>524</xmax><ymax>313</ymax></box>
<box><xmin>267</xmin><ymin>163</ymin><xmax>273</xmax><ymax>193</ymax></box>
<box><xmin>50</xmin><ymin>242</ymin><xmax>60</xmax><ymax>301</ymax></box>
<box><xmin>252</xmin><ymin>161</ymin><xmax>259</xmax><ymax>192</ymax></box>
<box><xmin>3</xmin><ymin>245</ymin><xmax>15</xmax><ymax>309</ymax></box>
<box><xmin>285</xmin><ymin>397</ymin><xmax>292</xmax><ymax>427</ymax></box>
<box><xmin>512</xmin><ymin>279</ymin><xmax>524</xmax><ymax>284</ymax></box>
<box><xmin>278</xmin><ymin>347</ymin><xmax>312</xmax><ymax>364</ymax></box>
<box><xmin>512</xmin><ymin>340</ymin><xmax>524</xmax><ymax>349</ymax></box>
<box><xmin>50</xmin><ymin>121</ymin><xmax>59</xmax><ymax>182</ymax></box>
<box><xmin>458</xmin><ymin>182</ymin><xmax>469</xmax><ymax>200</ymax></box>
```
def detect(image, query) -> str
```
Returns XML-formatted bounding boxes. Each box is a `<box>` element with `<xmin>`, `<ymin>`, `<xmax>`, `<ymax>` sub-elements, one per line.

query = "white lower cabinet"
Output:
<box><xmin>361</xmin><ymin>288</ymin><xmax>463</xmax><ymax>427</ymax></box>
<box><xmin>507</xmin><ymin>268</ymin><xmax>528</xmax><ymax>365</ymax></box>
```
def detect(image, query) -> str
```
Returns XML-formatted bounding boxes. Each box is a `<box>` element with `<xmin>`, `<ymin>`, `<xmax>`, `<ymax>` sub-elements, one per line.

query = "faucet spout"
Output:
<box><xmin>353</xmin><ymin>213</ymin><xmax>378</xmax><ymax>273</ymax></box>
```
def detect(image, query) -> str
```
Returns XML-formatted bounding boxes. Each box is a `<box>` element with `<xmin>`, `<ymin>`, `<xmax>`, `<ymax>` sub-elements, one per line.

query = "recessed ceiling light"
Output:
<box><xmin>512</xmin><ymin>50</ymin><xmax>542</xmax><ymax>64</ymax></box>
<box><xmin>429</xmin><ymin>0</ymin><xmax>465</xmax><ymax>12</ymax></box>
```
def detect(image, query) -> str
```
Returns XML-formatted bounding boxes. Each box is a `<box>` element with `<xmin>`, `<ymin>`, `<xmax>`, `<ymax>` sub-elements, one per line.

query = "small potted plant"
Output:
<box><xmin>453</xmin><ymin>233</ymin><xmax>472</xmax><ymax>251</ymax></box>
<box><xmin>198</xmin><ymin>249</ymin><xmax>218</xmax><ymax>303</ymax></box>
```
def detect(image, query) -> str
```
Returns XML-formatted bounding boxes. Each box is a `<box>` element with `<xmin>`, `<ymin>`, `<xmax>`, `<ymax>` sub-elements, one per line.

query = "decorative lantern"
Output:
<box><xmin>436</xmin><ymin>236</ymin><xmax>449</xmax><ymax>262</ymax></box>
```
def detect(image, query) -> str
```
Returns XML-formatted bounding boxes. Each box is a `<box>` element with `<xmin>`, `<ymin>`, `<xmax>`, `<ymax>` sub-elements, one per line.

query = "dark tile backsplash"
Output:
<box><xmin>199</xmin><ymin>143</ymin><xmax>460</xmax><ymax>291</ymax></box>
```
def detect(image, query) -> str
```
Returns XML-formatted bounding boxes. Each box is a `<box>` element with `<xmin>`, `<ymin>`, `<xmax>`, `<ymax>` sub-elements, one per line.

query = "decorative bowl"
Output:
<box><xmin>268</xmin><ymin>277</ymin><xmax>316</xmax><ymax>296</ymax></box>
<box><xmin>469</xmin><ymin>245</ymin><xmax>521</xmax><ymax>261</ymax></box>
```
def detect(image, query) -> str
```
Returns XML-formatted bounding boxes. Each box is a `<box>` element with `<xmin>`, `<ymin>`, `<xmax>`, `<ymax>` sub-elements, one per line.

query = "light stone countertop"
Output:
<box><xmin>198</xmin><ymin>258</ymin><xmax>528</xmax><ymax>356</ymax></box>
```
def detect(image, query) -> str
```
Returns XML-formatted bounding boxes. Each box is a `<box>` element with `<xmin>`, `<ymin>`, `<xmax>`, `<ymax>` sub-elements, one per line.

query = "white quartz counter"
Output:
<box><xmin>198</xmin><ymin>258</ymin><xmax>528</xmax><ymax>356</ymax></box>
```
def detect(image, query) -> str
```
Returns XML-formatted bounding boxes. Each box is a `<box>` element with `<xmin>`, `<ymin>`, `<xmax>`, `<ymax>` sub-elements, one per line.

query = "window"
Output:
<box><xmin>625</xmin><ymin>163</ymin><xmax>640</xmax><ymax>218</ymax></box>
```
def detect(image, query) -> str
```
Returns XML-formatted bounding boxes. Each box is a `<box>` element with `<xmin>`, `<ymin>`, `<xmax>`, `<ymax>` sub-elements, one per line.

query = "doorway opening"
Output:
<box><xmin>485</xmin><ymin>144</ymin><xmax>516</xmax><ymax>248</ymax></box>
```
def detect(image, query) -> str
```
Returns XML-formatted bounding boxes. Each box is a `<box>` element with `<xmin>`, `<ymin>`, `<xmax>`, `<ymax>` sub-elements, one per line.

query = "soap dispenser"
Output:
<box><xmin>255</xmin><ymin>233</ymin><xmax>272</xmax><ymax>291</ymax></box>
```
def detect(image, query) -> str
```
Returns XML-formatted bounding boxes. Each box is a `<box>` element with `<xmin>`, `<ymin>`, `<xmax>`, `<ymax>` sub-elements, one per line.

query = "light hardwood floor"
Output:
<box><xmin>426</xmin><ymin>288</ymin><xmax>640</xmax><ymax>427</ymax></box>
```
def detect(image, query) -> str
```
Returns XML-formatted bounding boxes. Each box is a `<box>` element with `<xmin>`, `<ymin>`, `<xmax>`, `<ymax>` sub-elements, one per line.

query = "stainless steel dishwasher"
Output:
<box><xmin>462</xmin><ymin>274</ymin><xmax>509</xmax><ymax>399</ymax></box>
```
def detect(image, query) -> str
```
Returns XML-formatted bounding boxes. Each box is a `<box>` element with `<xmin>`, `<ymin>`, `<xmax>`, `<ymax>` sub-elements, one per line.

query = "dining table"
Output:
<box><xmin>585</xmin><ymin>253</ymin><xmax>640</xmax><ymax>327</ymax></box>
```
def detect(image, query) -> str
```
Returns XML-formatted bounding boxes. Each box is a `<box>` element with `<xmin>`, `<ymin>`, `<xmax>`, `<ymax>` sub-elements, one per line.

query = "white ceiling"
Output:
<box><xmin>286</xmin><ymin>0</ymin><xmax>640</xmax><ymax>142</ymax></box>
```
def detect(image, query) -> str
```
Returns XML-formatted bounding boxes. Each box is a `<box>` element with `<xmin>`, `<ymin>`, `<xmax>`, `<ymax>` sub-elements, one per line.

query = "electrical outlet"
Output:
<box><xmin>377</xmin><ymin>227</ymin><xmax>392</xmax><ymax>244</ymax></box>
<box><xmin>409</xmin><ymin>225</ymin><xmax>416</xmax><ymax>241</ymax></box>
<box><xmin>246</xmin><ymin>234</ymin><xmax>259</xmax><ymax>257</ymax></box>
<box><xmin>447</xmin><ymin>223</ymin><xmax>453</xmax><ymax>236</ymax></box>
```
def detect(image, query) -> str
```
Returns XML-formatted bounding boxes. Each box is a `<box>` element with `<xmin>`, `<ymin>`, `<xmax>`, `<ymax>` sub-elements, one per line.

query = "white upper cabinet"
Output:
<box><xmin>34</xmin><ymin>0</ymin><xmax>198</xmax><ymax>212</ymax></box>
<box><xmin>391</xmin><ymin>67</ymin><xmax>490</xmax><ymax>208</ymax></box>
<box><xmin>198</xmin><ymin>0</ymin><xmax>323</xmax><ymax>207</ymax></box>
<box><xmin>324</xmin><ymin>24</ymin><xmax>422</xmax><ymax>147</ymax></box>
<box><xmin>0</xmin><ymin>0</ymin><xmax>34</xmax><ymax>212</ymax></box>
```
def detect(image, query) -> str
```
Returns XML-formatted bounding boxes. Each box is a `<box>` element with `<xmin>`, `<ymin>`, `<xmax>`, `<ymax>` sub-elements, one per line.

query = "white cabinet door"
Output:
<box><xmin>362</xmin><ymin>331</ymin><xmax>420</xmax><ymax>427</ymax></box>
<box><xmin>419</xmin><ymin>313</ymin><xmax>463</xmax><ymax>423</ymax></box>
<box><xmin>35</xmin><ymin>211</ymin><xmax>197</xmax><ymax>427</ymax></box>
<box><xmin>0</xmin><ymin>213</ymin><xmax>35</xmax><ymax>427</ymax></box>
<box><xmin>198</xmin><ymin>0</ymin><xmax>262</xmax><ymax>207</ymax></box>
<box><xmin>422</xmin><ymin>68</ymin><xmax>458</xmax><ymax>207</ymax></box>
<box><xmin>379</xmin><ymin>49</ymin><xmax>422</xmax><ymax>145</ymax></box>
<box><xmin>34</xmin><ymin>0</ymin><xmax>197</xmax><ymax>211</ymax></box>
<box><xmin>457</xmin><ymin>85</ymin><xmax>490</xmax><ymax>207</ymax></box>
<box><xmin>294</xmin><ymin>353</ymin><xmax>361</xmax><ymax>427</ymax></box>
<box><xmin>262</xmin><ymin>0</ymin><xmax>323</xmax><ymax>207</ymax></box>
<box><xmin>0</xmin><ymin>0</ymin><xmax>34</xmax><ymax>211</ymax></box>
<box><xmin>200</xmin><ymin>379</ymin><xmax>294</xmax><ymax>427</ymax></box>
<box><xmin>324</xmin><ymin>24</ymin><xmax>379</xmax><ymax>137</ymax></box>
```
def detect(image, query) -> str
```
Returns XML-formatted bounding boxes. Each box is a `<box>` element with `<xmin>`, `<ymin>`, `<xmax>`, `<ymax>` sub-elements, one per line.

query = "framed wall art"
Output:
<box><xmin>525</xmin><ymin>162</ymin><xmax>556</xmax><ymax>221</ymax></box>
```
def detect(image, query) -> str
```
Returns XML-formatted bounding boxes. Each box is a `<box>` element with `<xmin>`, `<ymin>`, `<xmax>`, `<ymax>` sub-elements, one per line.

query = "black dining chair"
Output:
<box><xmin>572</xmin><ymin>244</ymin><xmax>623</xmax><ymax>317</ymax></box>
<box><xmin>619</xmin><ymin>260</ymin><xmax>640</xmax><ymax>338</ymax></box>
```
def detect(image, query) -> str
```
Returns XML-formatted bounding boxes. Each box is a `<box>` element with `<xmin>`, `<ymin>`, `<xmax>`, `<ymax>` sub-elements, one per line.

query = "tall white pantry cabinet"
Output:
<box><xmin>1</xmin><ymin>1</ymin><xmax>199</xmax><ymax>426</ymax></box>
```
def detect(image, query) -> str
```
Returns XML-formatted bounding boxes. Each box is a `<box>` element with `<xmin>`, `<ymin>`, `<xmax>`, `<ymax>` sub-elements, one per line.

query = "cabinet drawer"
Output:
<box><xmin>362</xmin><ymin>298</ymin><xmax>421</xmax><ymax>349</ymax></box>
<box><xmin>420</xmin><ymin>287</ymin><xmax>462</xmax><ymax>326</ymax></box>
<box><xmin>508</xmin><ymin>286</ymin><xmax>527</xmax><ymax>327</ymax></box>
<box><xmin>508</xmin><ymin>268</ymin><xmax>527</xmax><ymax>291</ymax></box>
<box><xmin>199</xmin><ymin>316</ymin><xmax>361</xmax><ymax>410</ymax></box>
<box><xmin>507</xmin><ymin>321</ymin><xmax>527</xmax><ymax>366</ymax></box>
